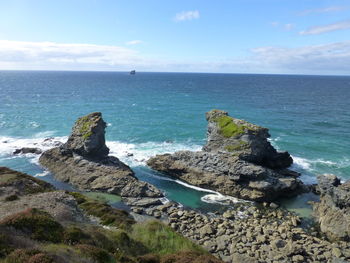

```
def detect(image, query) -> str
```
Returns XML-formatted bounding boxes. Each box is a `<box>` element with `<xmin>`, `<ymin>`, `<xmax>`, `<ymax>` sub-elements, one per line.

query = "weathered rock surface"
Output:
<box><xmin>0</xmin><ymin>167</ymin><xmax>88</xmax><ymax>224</ymax></box>
<box><xmin>40</xmin><ymin>112</ymin><xmax>163</xmax><ymax>198</ymax></box>
<box><xmin>133</xmin><ymin>199</ymin><xmax>350</xmax><ymax>263</ymax></box>
<box><xmin>13</xmin><ymin>147</ymin><xmax>42</xmax><ymax>155</ymax></box>
<box><xmin>148</xmin><ymin>110</ymin><xmax>304</xmax><ymax>202</ymax></box>
<box><xmin>203</xmin><ymin>110</ymin><xmax>293</xmax><ymax>169</ymax></box>
<box><xmin>313</xmin><ymin>174</ymin><xmax>350</xmax><ymax>241</ymax></box>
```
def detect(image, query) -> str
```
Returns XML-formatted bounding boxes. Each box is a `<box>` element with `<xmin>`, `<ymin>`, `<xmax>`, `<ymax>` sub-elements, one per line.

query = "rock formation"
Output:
<box><xmin>203</xmin><ymin>110</ymin><xmax>293</xmax><ymax>169</ymax></box>
<box><xmin>313</xmin><ymin>174</ymin><xmax>350</xmax><ymax>241</ymax></box>
<box><xmin>40</xmin><ymin>112</ymin><xmax>163</xmax><ymax>198</ymax></box>
<box><xmin>148</xmin><ymin>110</ymin><xmax>304</xmax><ymax>202</ymax></box>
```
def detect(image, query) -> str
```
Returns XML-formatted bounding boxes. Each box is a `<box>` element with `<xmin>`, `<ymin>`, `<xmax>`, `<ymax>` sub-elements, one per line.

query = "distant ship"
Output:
<box><xmin>130</xmin><ymin>70</ymin><xmax>136</xmax><ymax>75</ymax></box>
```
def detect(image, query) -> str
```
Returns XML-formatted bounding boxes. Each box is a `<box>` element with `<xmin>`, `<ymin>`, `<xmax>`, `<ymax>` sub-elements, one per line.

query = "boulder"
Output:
<box><xmin>313</xmin><ymin>174</ymin><xmax>350</xmax><ymax>241</ymax></box>
<box><xmin>147</xmin><ymin>110</ymin><xmax>304</xmax><ymax>202</ymax></box>
<box><xmin>13</xmin><ymin>147</ymin><xmax>42</xmax><ymax>155</ymax></box>
<box><xmin>40</xmin><ymin>112</ymin><xmax>163</xmax><ymax>199</ymax></box>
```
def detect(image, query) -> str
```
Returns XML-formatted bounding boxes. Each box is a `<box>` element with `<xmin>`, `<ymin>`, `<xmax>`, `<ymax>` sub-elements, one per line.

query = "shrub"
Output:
<box><xmin>0</xmin><ymin>233</ymin><xmax>12</xmax><ymax>257</ymax></box>
<box><xmin>63</xmin><ymin>226</ymin><xmax>91</xmax><ymax>245</ymax></box>
<box><xmin>3</xmin><ymin>249</ymin><xmax>54</xmax><ymax>263</ymax></box>
<box><xmin>5</xmin><ymin>195</ymin><xmax>19</xmax><ymax>202</ymax></box>
<box><xmin>137</xmin><ymin>254</ymin><xmax>160</xmax><ymax>263</ymax></box>
<box><xmin>160</xmin><ymin>251</ymin><xmax>222</xmax><ymax>263</ymax></box>
<box><xmin>75</xmin><ymin>244</ymin><xmax>113</xmax><ymax>263</ymax></box>
<box><xmin>0</xmin><ymin>208</ymin><xmax>64</xmax><ymax>243</ymax></box>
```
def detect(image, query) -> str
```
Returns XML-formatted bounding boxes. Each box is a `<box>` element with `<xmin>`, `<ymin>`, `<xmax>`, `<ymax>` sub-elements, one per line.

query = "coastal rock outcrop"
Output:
<box><xmin>148</xmin><ymin>110</ymin><xmax>304</xmax><ymax>202</ymax></box>
<box><xmin>313</xmin><ymin>174</ymin><xmax>350</xmax><ymax>241</ymax></box>
<box><xmin>40</xmin><ymin>112</ymin><xmax>163</xmax><ymax>198</ymax></box>
<box><xmin>203</xmin><ymin>109</ymin><xmax>292</xmax><ymax>169</ymax></box>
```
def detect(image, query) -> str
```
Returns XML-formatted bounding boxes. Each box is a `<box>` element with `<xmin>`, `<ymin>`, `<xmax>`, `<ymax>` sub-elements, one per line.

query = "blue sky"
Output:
<box><xmin>0</xmin><ymin>0</ymin><xmax>350</xmax><ymax>74</ymax></box>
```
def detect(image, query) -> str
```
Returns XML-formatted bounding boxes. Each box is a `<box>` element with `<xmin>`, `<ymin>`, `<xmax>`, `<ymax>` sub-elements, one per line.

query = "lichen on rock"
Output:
<box><xmin>147</xmin><ymin>109</ymin><xmax>304</xmax><ymax>202</ymax></box>
<box><xmin>64</xmin><ymin>112</ymin><xmax>109</xmax><ymax>159</ymax></box>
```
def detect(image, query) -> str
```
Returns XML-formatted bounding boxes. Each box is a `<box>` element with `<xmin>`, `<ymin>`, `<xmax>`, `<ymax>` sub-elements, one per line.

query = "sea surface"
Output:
<box><xmin>0</xmin><ymin>71</ymin><xmax>349</xmax><ymax>212</ymax></box>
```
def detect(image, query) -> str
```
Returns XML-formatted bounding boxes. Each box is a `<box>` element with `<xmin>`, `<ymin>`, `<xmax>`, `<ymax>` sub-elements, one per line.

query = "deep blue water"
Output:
<box><xmin>0</xmin><ymin>71</ymin><xmax>349</xmax><ymax>210</ymax></box>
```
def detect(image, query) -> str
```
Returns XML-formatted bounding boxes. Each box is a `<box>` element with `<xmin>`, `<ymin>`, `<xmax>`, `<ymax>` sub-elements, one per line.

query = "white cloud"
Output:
<box><xmin>174</xmin><ymin>10</ymin><xmax>199</xmax><ymax>22</ymax></box>
<box><xmin>299</xmin><ymin>6</ymin><xmax>347</xmax><ymax>16</ymax></box>
<box><xmin>300</xmin><ymin>19</ymin><xmax>350</xmax><ymax>35</ymax></box>
<box><xmin>249</xmin><ymin>41</ymin><xmax>350</xmax><ymax>73</ymax></box>
<box><xmin>0</xmin><ymin>39</ymin><xmax>350</xmax><ymax>75</ymax></box>
<box><xmin>0</xmin><ymin>40</ymin><xmax>147</xmax><ymax>70</ymax></box>
<box><xmin>270</xmin><ymin>22</ymin><xmax>294</xmax><ymax>31</ymax></box>
<box><xmin>284</xmin><ymin>24</ymin><xmax>294</xmax><ymax>31</ymax></box>
<box><xmin>126</xmin><ymin>40</ymin><xmax>144</xmax><ymax>45</ymax></box>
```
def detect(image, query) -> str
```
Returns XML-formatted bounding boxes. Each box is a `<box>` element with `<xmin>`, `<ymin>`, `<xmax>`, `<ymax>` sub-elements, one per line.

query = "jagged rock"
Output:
<box><xmin>40</xmin><ymin>112</ymin><xmax>163</xmax><ymax>198</ymax></box>
<box><xmin>313</xmin><ymin>174</ymin><xmax>350</xmax><ymax>241</ymax></box>
<box><xmin>13</xmin><ymin>147</ymin><xmax>42</xmax><ymax>155</ymax></box>
<box><xmin>203</xmin><ymin>109</ymin><xmax>292</xmax><ymax>169</ymax></box>
<box><xmin>63</xmin><ymin>112</ymin><xmax>109</xmax><ymax>159</ymax></box>
<box><xmin>147</xmin><ymin>110</ymin><xmax>304</xmax><ymax>202</ymax></box>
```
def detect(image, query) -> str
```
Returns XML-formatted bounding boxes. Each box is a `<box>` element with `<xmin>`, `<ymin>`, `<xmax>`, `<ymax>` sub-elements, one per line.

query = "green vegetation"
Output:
<box><xmin>0</xmin><ymin>167</ymin><xmax>53</xmax><ymax>195</ymax></box>
<box><xmin>225</xmin><ymin>141</ymin><xmax>249</xmax><ymax>152</ymax></box>
<box><xmin>2</xmin><ymin>249</ymin><xmax>54</xmax><ymax>263</ymax></box>
<box><xmin>0</xmin><ymin>208</ymin><xmax>64</xmax><ymax>243</ymax></box>
<box><xmin>83</xmin><ymin>192</ymin><xmax>121</xmax><ymax>203</ymax></box>
<box><xmin>214</xmin><ymin>115</ymin><xmax>246</xmax><ymax>138</ymax></box>
<box><xmin>77</xmin><ymin>116</ymin><xmax>94</xmax><ymax>140</ymax></box>
<box><xmin>131</xmin><ymin>221</ymin><xmax>205</xmax><ymax>255</ymax></box>
<box><xmin>75</xmin><ymin>244</ymin><xmax>114</xmax><ymax>263</ymax></box>
<box><xmin>0</xmin><ymin>171</ymin><xmax>222</xmax><ymax>263</ymax></box>
<box><xmin>69</xmin><ymin>192</ymin><xmax>134</xmax><ymax>228</ymax></box>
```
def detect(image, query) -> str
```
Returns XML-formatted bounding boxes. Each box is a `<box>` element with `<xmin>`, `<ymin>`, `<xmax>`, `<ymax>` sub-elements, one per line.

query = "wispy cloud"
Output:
<box><xmin>0</xmin><ymin>39</ymin><xmax>350</xmax><ymax>75</ymax></box>
<box><xmin>270</xmin><ymin>22</ymin><xmax>295</xmax><ymax>31</ymax></box>
<box><xmin>284</xmin><ymin>24</ymin><xmax>294</xmax><ymax>31</ymax></box>
<box><xmin>174</xmin><ymin>10</ymin><xmax>200</xmax><ymax>22</ymax></box>
<box><xmin>250</xmin><ymin>41</ymin><xmax>350</xmax><ymax>73</ymax></box>
<box><xmin>0</xmin><ymin>40</ymin><xmax>144</xmax><ymax>70</ymax></box>
<box><xmin>126</xmin><ymin>40</ymin><xmax>144</xmax><ymax>45</ymax></box>
<box><xmin>300</xmin><ymin>19</ymin><xmax>350</xmax><ymax>35</ymax></box>
<box><xmin>299</xmin><ymin>6</ymin><xmax>347</xmax><ymax>16</ymax></box>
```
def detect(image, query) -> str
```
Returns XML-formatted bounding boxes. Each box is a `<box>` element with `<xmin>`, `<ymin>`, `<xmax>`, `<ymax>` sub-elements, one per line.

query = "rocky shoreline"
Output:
<box><xmin>3</xmin><ymin>110</ymin><xmax>350</xmax><ymax>262</ymax></box>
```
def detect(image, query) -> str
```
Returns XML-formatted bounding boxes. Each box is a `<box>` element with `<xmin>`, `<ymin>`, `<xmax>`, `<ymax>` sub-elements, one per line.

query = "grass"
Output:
<box><xmin>0</xmin><ymin>208</ymin><xmax>64</xmax><ymax>243</ymax></box>
<box><xmin>83</xmin><ymin>192</ymin><xmax>121</xmax><ymax>203</ymax></box>
<box><xmin>69</xmin><ymin>192</ymin><xmax>134</xmax><ymax>229</ymax></box>
<box><xmin>131</xmin><ymin>221</ymin><xmax>205</xmax><ymax>256</ymax></box>
<box><xmin>0</xmin><ymin>167</ymin><xmax>53</xmax><ymax>194</ymax></box>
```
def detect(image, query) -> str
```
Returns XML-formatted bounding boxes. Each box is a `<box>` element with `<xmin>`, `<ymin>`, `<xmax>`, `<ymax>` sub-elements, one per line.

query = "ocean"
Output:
<box><xmin>0</xmin><ymin>71</ymin><xmax>349</xmax><ymax>212</ymax></box>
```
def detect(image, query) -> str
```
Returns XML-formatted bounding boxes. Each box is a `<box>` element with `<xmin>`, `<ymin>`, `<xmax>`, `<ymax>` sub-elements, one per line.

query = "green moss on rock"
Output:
<box><xmin>225</xmin><ymin>141</ymin><xmax>249</xmax><ymax>152</ymax></box>
<box><xmin>214</xmin><ymin>116</ymin><xmax>245</xmax><ymax>138</ymax></box>
<box><xmin>77</xmin><ymin>116</ymin><xmax>94</xmax><ymax>140</ymax></box>
<box><xmin>69</xmin><ymin>192</ymin><xmax>135</xmax><ymax>228</ymax></box>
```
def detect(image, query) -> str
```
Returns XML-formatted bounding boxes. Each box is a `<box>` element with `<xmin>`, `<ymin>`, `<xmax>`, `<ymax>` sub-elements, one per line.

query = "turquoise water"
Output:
<box><xmin>0</xmin><ymin>71</ymin><xmax>349</xmax><ymax>210</ymax></box>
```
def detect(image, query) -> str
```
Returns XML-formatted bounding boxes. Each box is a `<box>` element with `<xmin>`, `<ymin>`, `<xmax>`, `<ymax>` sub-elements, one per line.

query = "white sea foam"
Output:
<box><xmin>201</xmin><ymin>193</ymin><xmax>241</xmax><ymax>205</ymax></box>
<box><xmin>107</xmin><ymin>140</ymin><xmax>202</xmax><ymax>167</ymax></box>
<box><xmin>0</xmin><ymin>135</ymin><xmax>67</xmax><ymax>157</ymax></box>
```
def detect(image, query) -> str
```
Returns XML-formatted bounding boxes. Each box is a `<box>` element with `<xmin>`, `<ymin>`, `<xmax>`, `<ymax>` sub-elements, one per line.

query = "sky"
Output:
<box><xmin>0</xmin><ymin>0</ymin><xmax>350</xmax><ymax>75</ymax></box>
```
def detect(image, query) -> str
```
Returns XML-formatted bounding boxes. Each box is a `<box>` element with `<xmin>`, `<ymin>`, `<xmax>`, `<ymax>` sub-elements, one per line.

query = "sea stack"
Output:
<box><xmin>147</xmin><ymin>109</ymin><xmax>304</xmax><ymax>202</ymax></box>
<box><xmin>40</xmin><ymin>112</ymin><xmax>163</xmax><ymax>198</ymax></box>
